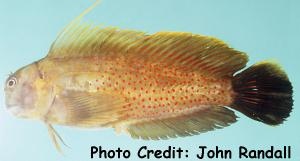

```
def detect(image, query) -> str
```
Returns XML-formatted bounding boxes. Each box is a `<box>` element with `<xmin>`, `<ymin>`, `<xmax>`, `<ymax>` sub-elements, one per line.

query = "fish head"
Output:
<box><xmin>4</xmin><ymin>63</ymin><xmax>42</xmax><ymax>119</ymax></box>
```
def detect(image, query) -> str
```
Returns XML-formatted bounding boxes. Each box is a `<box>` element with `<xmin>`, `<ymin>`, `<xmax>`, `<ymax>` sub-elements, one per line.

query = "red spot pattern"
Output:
<box><xmin>84</xmin><ymin>57</ymin><xmax>233</xmax><ymax>120</ymax></box>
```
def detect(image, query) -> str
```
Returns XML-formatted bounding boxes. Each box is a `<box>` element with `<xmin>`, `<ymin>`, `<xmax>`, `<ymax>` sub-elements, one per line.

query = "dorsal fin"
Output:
<box><xmin>48</xmin><ymin>0</ymin><xmax>103</xmax><ymax>56</ymax></box>
<box><xmin>48</xmin><ymin>25</ymin><xmax>146</xmax><ymax>58</ymax></box>
<box><xmin>47</xmin><ymin>0</ymin><xmax>146</xmax><ymax>59</ymax></box>
<box><xmin>47</xmin><ymin>0</ymin><xmax>248</xmax><ymax>77</ymax></box>
<box><xmin>127</xmin><ymin>32</ymin><xmax>248</xmax><ymax>76</ymax></box>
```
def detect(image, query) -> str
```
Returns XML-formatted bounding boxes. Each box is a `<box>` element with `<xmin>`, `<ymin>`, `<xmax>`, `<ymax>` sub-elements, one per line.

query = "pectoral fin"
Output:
<box><xmin>59</xmin><ymin>90</ymin><xmax>128</xmax><ymax>127</ymax></box>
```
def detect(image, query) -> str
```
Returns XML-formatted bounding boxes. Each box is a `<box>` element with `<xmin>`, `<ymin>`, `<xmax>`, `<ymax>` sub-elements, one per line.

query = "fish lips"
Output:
<box><xmin>5</xmin><ymin>103</ymin><xmax>25</xmax><ymax>117</ymax></box>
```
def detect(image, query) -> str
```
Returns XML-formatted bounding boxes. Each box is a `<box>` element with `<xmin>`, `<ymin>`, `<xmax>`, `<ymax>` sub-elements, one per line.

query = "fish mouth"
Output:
<box><xmin>6</xmin><ymin>104</ymin><xmax>23</xmax><ymax>116</ymax></box>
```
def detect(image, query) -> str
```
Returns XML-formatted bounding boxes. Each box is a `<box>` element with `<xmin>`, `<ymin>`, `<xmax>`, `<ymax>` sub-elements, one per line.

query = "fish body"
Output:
<box><xmin>4</xmin><ymin>0</ymin><xmax>293</xmax><ymax>151</ymax></box>
<box><xmin>36</xmin><ymin>56</ymin><xmax>234</xmax><ymax>127</ymax></box>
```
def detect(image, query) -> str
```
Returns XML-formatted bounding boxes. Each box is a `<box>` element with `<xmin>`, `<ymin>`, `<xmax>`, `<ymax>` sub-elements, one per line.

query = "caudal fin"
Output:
<box><xmin>232</xmin><ymin>61</ymin><xmax>293</xmax><ymax>125</ymax></box>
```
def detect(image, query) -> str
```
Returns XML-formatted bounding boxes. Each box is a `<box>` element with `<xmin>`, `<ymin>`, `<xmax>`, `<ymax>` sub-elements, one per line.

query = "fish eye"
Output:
<box><xmin>6</xmin><ymin>77</ymin><xmax>17</xmax><ymax>88</ymax></box>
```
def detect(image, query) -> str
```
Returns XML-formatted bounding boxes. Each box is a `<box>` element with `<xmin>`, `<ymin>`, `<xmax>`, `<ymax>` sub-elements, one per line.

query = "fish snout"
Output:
<box><xmin>6</xmin><ymin>104</ymin><xmax>23</xmax><ymax>116</ymax></box>
<box><xmin>4</xmin><ymin>85</ymin><xmax>36</xmax><ymax>118</ymax></box>
<box><xmin>5</xmin><ymin>93</ymin><xmax>23</xmax><ymax>115</ymax></box>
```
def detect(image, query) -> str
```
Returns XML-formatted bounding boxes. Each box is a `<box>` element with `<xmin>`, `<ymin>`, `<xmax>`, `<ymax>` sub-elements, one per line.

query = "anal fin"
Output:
<box><xmin>125</xmin><ymin>106</ymin><xmax>237</xmax><ymax>140</ymax></box>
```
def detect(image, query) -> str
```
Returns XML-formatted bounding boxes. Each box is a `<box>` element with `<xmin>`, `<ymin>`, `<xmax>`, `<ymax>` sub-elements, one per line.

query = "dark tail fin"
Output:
<box><xmin>232</xmin><ymin>61</ymin><xmax>293</xmax><ymax>125</ymax></box>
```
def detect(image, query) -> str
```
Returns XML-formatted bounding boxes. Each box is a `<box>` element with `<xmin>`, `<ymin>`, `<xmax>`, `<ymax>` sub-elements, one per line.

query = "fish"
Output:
<box><xmin>4</xmin><ymin>0</ymin><xmax>293</xmax><ymax>152</ymax></box>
